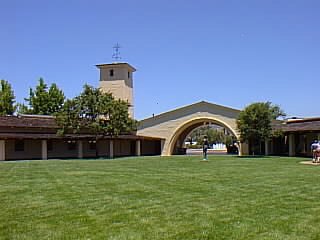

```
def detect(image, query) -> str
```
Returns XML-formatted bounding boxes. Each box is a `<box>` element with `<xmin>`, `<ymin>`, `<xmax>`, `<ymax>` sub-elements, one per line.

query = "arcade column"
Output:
<box><xmin>0</xmin><ymin>140</ymin><xmax>5</xmax><ymax>161</ymax></box>
<box><xmin>239</xmin><ymin>142</ymin><xmax>249</xmax><ymax>156</ymax></box>
<box><xmin>77</xmin><ymin>140</ymin><xmax>83</xmax><ymax>159</ymax></box>
<box><xmin>41</xmin><ymin>140</ymin><xmax>48</xmax><ymax>160</ymax></box>
<box><xmin>136</xmin><ymin>140</ymin><xmax>141</xmax><ymax>156</ymax></box>
<box><xmin>109</xmin><ymin>140</ymin><xmax>114</xmax><ymax>158</ymax></box>
<box><xmin>288</xmin><ymin>134</ymin><xmax>295</xmax><ymax>157</ymax></box>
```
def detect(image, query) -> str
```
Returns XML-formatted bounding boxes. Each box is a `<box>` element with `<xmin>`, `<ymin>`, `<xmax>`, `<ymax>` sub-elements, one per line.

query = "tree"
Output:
<box><xmin>207</xmin><ymin>128</ymin><xmax>225</xmax><ymax>144</ymax></box>
<box><xmin>55</xmin><ymin>85</ymin><xmax>137</xmax><ymax>150</ymax></box>
<box><xmin>21</xmin><ymin>78</ymin><xmax>65</xmax><ymax>115</ymax></box>
<box><xmin>55</xmin><ymin>98</ymin><xmax>82</xmax><ymax>135</ymax></box>
<box><xmin>236</xmin><ymin>102</ymin><xmax>285</xmax><ymax>155</ymax></box>
<box><xmin>48</xmin><ymin>83</ymin><xmax>65</xmax><ymax>113</ymax></box>
<box><xmin>0</xmin><ymin>79</ymin><xmax>16</xmax><ymax>115</ymax></box>
<box><xmin>186</xmin><ymin>125</ymin><xmax>236</xmax><ymax>149</ymax></box>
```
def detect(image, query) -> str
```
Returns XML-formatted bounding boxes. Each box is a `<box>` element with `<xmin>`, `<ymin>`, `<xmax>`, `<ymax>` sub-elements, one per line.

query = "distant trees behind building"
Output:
<box><xmin>186</xmin><ymin>125</ymin><xmax>236</xmax><ymax>148</ymax></box>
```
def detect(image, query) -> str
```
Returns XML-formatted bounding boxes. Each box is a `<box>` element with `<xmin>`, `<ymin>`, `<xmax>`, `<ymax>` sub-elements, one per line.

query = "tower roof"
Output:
<box><xmin>96</xmin><ymin>62</ymin><xmax>136</xmax><ymax>72</ymax></box>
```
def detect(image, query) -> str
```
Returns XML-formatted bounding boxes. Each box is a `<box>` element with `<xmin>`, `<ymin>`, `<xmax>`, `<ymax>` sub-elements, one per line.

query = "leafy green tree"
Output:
<box><xmin>16</xmin><ymin>103</ymin><xmax>29</xmax><ymax>114</ymax></box>
<box><xmin>236</xmin><ymin>102</ymin><xmax>285</xmax><ymax>155</ymax></box>
<box><xmin>207</xmin><ymin>128</ymin><xmax>225</xmax><ymax>144</ymax></box>
<box><xmin>55</xmin><ymin>99</ymin><xmax>82</xmax><ymax>135</ymax></box>
<box><xmin>21</xmin><ymin>78</ymin><xmax>65</xmax><ymax>115</ymax></box>
<box><xmin>0</xmin><ymin>79</ymin><xmax>16</xmax><ymax>115</ymax></box>
<box><xmin>48</xmin><ymin>83</ymin><xmax>65</xmax><ymax>113</ymax></box>
<box><xmin>187</xmin><ymin>125</ymin><xmax>235</xmax><ymax>149</ymax></box>
<box><xmin>225</xmin><ymin>135</ymin><xmax>235</xmax><ymax>146</ymax></box>
<box><xmin>56</xmin><ymin>84</ymin><xmax>137</xmax><ymax>137</ymax></box>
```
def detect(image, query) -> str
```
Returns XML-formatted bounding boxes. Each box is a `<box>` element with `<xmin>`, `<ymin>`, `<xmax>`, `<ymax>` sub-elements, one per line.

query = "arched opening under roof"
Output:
<box><xmin>166</xmin><ymin>117</ymin><xmax>239</xmax><ymax>155</ymax></box>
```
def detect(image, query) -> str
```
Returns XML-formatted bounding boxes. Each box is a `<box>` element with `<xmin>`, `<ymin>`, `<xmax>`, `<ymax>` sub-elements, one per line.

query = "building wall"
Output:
<box><xmin>82</xmin><ymin>141</ymin><xmax>97</xmax><ymax>158</ymax></box>
<box><xmin>82</xmin><ymin>139</ymin><xmax>161</xmax><ymax>158</ymax></box>
<box><xmin>2</xmin><ymin>138</ymin><xmax>162</xmax><ymax>160</ymax></box>
<box><xmin>100</xmin><ymin>80</ymin><xmax>133</xmax><ymax>105</ymax></box>
<box><xmin>141</xmin><ymin>140</ymin><xmax>161</xmax><ymax>156</ymax></box>
<box><xmin>99</xmin><ymin>65</ymin><xmax>134</xmax><ymax>118</ymax></box>
<box><xmin>114</xmin><ymin>140</ymin><xmax>134</xmax><ymax>157</ymax></box>
<box><xmin>270</xmin><ymin>132</ymin><xmax>320</xmax><ymax>157</ymax></box>
<box><xmin>6</xmin><ymin>140</ymin><xmax>42</xmax><ymax>160</ymax></box>
<box><xmin>47</xmin><ymin>140</ymin><xmax>78</xmax><ymax>159</ymax></box>
<box><xmin>99</xmin><ymin>67</ymin><xmax>133</xmax><ymax>86</ymax></box>
<box><xmin>271</xmin><ymin>136</ymin><xmax>288</xmax><ymax>156</ymax></box>
<box><xmin>97</xmin><ymin>140</ymin><xmax>110</xmax><ymax>158</ymax></box>
<box><xmin>295</xmin><ymin>132</ymin><xmax>319</xmax><ymax>157</ymax></box>
<box><xmin>137</xmin><ymin>102</ymin><xmax>240</xmax><ymax>156</ymax></box>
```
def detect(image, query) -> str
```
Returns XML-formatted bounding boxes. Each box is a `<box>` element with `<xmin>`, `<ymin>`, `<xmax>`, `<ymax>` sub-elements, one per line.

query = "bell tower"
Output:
<box><xmin>96</xmin><ymin>62</ymin><xmax>136</xmax><ymax>118</ymax></box>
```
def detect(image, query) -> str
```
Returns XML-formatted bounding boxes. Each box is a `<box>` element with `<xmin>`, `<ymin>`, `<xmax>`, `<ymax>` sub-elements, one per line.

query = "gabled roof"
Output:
<box><xmin>139</xmin><ymin>101</ymin><xmax>240</xmax><ymax>123</ymax></box>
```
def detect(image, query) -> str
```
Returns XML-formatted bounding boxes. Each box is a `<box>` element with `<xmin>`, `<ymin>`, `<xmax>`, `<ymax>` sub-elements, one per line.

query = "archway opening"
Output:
<box><xmin>169</xmin><ymin>118</ymin><xmax>238</xmax><ymax>155</ymax></box>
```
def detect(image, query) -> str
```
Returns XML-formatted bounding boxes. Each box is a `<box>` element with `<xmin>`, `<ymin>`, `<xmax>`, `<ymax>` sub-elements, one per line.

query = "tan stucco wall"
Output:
<box><xmin>100</xmin><ymin>80</ymin><xmax>133</xmax><ymax>105</ymax></box>
<box><xmin>99</xmin><ymin>67</ymin><xmax>133</xmax><ymax>85</ymax></box>
<box><xmin>137</xmin><ymin>102</ymin><xmax>241</xmax><ymax>156</ymax></box>
<box><xmin>98</xmin><ymin>64</ymin><xmax>134</xmax><ymax>118</ymax></box>
<box><xmin>100</xmin><ymin>80</ymin><xmax>134</xmax><ymax>118</ymax></box>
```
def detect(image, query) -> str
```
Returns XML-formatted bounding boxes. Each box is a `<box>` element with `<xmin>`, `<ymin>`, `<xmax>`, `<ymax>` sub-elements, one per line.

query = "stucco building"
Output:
<box><xmin>271</xmin><ymin>118</ymin><xmax>320</xmax><ymax>157</ymax></box>
<box><xmin>0</xmin><ymin>61</ymin><xmax>319</xmax><ymax>160</ymax></box>
<box><xmin>0</xmin><ymin>115</ymin><xmax>162</xmax><ymax>161</ymax></box>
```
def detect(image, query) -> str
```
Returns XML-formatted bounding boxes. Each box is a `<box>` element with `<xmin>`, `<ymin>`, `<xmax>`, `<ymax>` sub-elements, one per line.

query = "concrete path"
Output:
<box><xmin>300</xmin><ymin>161</ymin><xmax>320</xmax><ymax>166</ymax></box>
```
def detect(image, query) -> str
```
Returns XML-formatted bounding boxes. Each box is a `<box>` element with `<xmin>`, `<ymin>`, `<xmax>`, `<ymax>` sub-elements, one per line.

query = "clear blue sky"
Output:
<box><xmin>1</xmin><ymin>0</ymin><xmax>319</xmax><ymax>119</ymax></box>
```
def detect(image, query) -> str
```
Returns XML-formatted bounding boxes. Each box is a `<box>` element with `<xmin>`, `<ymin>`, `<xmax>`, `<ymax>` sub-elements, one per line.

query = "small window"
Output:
<box><xmin>110</xmin><ymin>69</ymin><xmax>114</xmax><ymax>77</ymax></box>
<box><xmin>67</xmin><ymin>141</ymin><xmax>76</xmax><ymax>150</ymax></box>
<box><xmin>88</xmin><ymin>140</ymin><xmax>96</xmax><ymax>151</ymax></box>
<box><xmin>128</xmin><ymin>71</ymin><xmax>130</xmax><ymax>79</ymax></box>
<box><xmin>15</xmin><ymin>140</ymin><xmax>24</xmax><ymax>152</ymax></box>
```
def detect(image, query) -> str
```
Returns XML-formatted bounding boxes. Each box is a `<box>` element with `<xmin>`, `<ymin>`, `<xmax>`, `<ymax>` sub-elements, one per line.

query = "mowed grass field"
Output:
<box><xmin>1</xmin><ymin>156</ymin><xmax>320</xmax><ymax>240</ymax></box>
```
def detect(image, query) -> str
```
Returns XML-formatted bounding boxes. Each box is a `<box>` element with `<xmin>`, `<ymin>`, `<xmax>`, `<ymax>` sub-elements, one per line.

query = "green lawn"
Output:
<box><xmin>1</xmin><ymin>156</ymin><xmax>320</xmax><ymax>240</ymax></box>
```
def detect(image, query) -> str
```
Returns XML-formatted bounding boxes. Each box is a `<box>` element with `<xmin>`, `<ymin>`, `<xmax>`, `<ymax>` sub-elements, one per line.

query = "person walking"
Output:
<box><xmin>315</xmin><ymin>142</ymin><xmax>320</xmax><ymax>163</ymax></box>
<box><xmin>202</xmin><ymin>136</ymin><xmax>209</xmax><ymax>161</ymax></box>
<box><xmin>311</xmin><ymin>140</ymin><xmax>320</xmax><ymax>163</ymax></box>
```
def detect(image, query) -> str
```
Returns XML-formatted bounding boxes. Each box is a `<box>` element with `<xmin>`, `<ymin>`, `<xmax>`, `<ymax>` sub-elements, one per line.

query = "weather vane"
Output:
<box><xmin>112</xmin><ymin>43</ymin><xmax>121</xmax><ymax>62</ymax></box>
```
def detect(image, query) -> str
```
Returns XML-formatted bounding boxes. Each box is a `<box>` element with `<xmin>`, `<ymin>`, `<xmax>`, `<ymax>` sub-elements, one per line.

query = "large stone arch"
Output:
<box><xmin>167</xmin><ymin>117</ymin><xmax>238</xmax><ymax>156</ymax></box>
<box><xmin>137</xmin><ymin>101</ymin><xmax>249</xmax><ymax>156</ymax></box>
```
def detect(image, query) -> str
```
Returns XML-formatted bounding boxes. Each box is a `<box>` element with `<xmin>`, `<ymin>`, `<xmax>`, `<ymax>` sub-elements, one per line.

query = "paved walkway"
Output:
<box><xmin>300</xmin><ymin>161</ymin><xmax>320</xmax><ymax>166</ymax></box>
<box><xmin>186</xmin><ymin>149</ymin><xmax>227</xmax><ymax>155</ymax></box>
